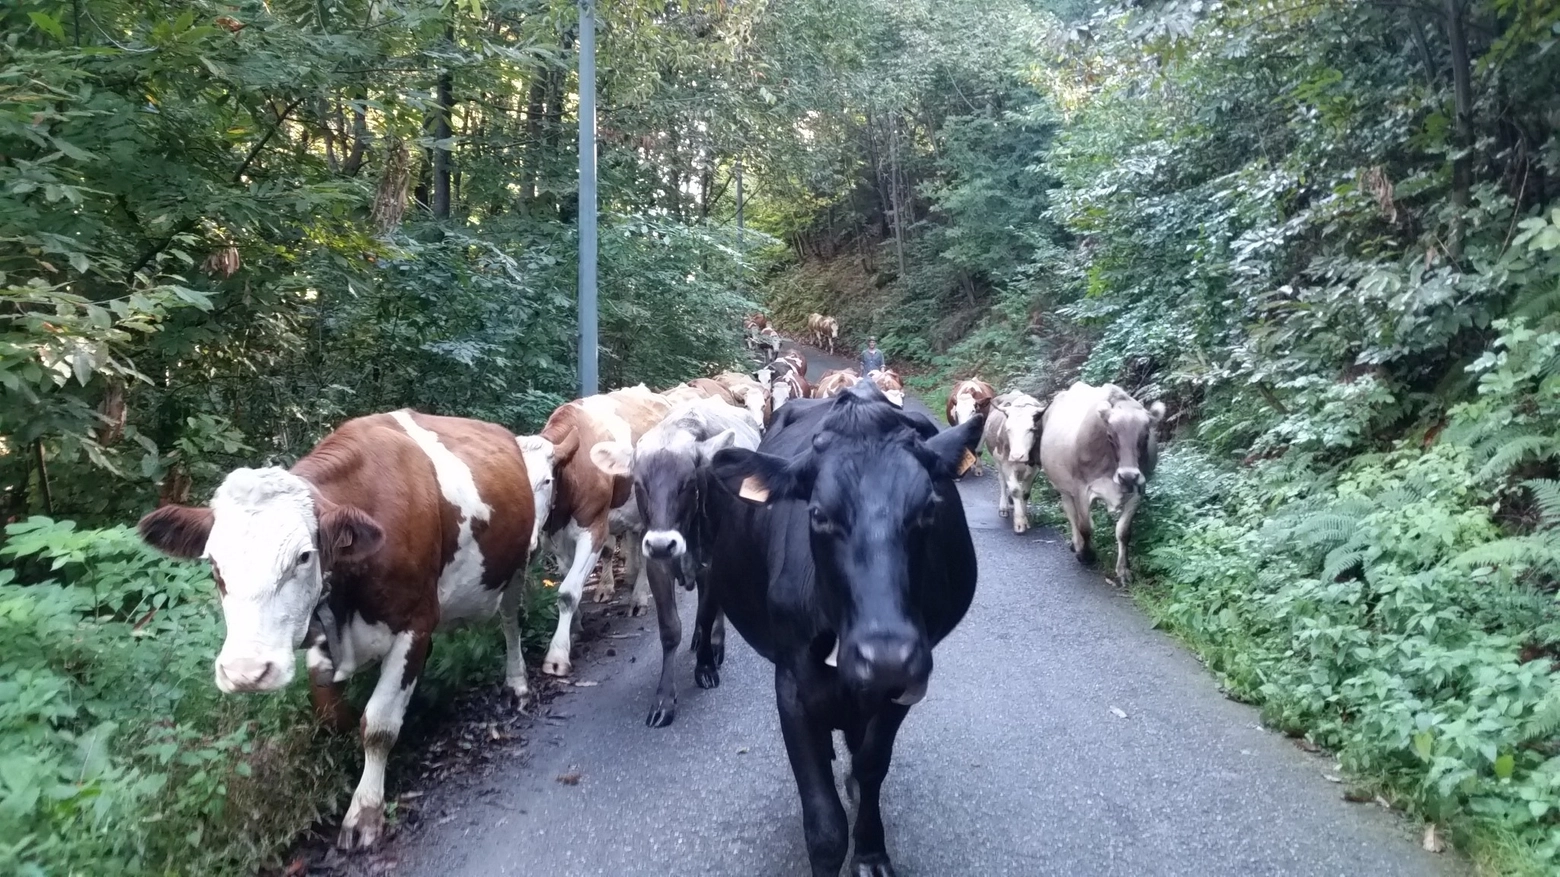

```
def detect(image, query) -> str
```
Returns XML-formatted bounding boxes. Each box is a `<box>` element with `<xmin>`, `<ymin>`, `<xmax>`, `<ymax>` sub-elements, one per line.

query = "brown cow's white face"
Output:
<box><xmin>517</xmin><ymin>436</ymin><xmax>557</xmax><ymax>551</ymax></box>
<box><xmin>204</xmin><ymin>468</ymin><xmax>326</xmax><ymax>693</ymax></box>
<box><xmin>138</xmin><ymin>466</ymin><xmax>383</xmax><ymax>695</ymax></box>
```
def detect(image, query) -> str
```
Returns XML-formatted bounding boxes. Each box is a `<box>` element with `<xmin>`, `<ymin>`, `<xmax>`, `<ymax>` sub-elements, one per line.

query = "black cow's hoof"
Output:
<box><xmin>646</xmin><ymin>706</ymin><xmax>676</xmax><ymax>728</ymax></box>
<box><xmin>1077</xmin><ymin>545</ymin><xmax>1097</xmax><ymax>566</ymax></box>
<box><xmin>695</xmin><ymin>664</ymin><xmax>721</xmax><ymax>689</ymax></box>
<box><xmin>852</xmin><ymin>854</ymin><xmax>896</xmax><ymax>877</ymax></box>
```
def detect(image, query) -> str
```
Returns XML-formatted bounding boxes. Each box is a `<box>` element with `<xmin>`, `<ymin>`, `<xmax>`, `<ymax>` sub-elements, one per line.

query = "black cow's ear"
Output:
<box><xmin>138</xmin><ymin>504</ymin><xmax>214</xmax><ymax>559</ymax></box>
<box><xmin>712</xmin><ymin>447</ymin><xmax>811</xmax><ymax>504</ymax></box>
<box><xmin>924</xmin><ymin>415</ymin><xmax>985</xmax><ymax>478</ymax></box>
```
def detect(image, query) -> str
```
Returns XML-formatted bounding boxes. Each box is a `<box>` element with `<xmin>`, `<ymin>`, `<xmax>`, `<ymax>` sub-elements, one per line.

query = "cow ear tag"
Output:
<box><xmin>739</xmin><ymin>475</ymin><xmax>770</xmax><ymax>502</ymax></box>
<box><xmin>957</xmin><ymin>448</ymin><xmax>978</xmax><ymax>477</ymax></box>
<box><xmin>824</xmin><ymin>639</ymin><xmax>839</xmax><ymax>668</ymax></box>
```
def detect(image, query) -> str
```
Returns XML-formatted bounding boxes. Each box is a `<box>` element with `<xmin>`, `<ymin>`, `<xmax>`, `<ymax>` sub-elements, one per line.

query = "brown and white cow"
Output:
<box><xmin>687</xmin><ymin>377</ymin><xmax>738</xmax><ymax>407</ymax></box>
<box><xmin>946</xmin><ymin>378</ymin><xmax>995</xmax><ymax>476</ymax></box>
<box><xmin>714</xmin><ymin>370</ymin><xmax>771</xmax><ymax>429</ymax></box>
<box><xmin>982</xmin><ymin>392</ymin><xmax>1046</xmax><ymax>534</ymax></box>
<box><xmin>807</xmin><ymin>313</ymin><xmax>840</xmax><ymax>354</ymax></box>
<box><xmin>1040</xmin><ymin>382</ymin><xmax>1164</xmax><ymax>583</ymax></box>
<box><xmin>137</xmin><ymin>410</ymin><xmax>536</xmax><ymax>850</ymax></box>
<box><xmin>743</xmin><ymin>313</ymin><xmax>769</xmax><ymax>332</ymax></box>
<box><xmin>770</xmin><ymin>369</ymin><xmax>811</xmax><ymax>411</ymax></box>
<box><xmin>813</xmin><ymin>368</ymin><xmax>860</xmax><ymax>398</ymax></box>
<box><xmin>755</xmin><ymin>326</ymin><xmax>782</xmax><ymax>362</ymax></box>
<box><xmin>523</xmin><ymin>386</ymin><xmax>671</xmax><ymax>676</ymax></box>
<box><xmin>867</xmin><ymin>368</ymin><xmax>905</xmax><ymax>407</ymax></box>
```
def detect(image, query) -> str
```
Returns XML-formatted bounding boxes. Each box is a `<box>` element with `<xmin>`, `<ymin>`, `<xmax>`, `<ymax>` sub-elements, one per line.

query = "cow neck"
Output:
<box><xmin>302</xmin><ymin>479</ymin><xmax>345</xmax><ymax>663</ymax></box>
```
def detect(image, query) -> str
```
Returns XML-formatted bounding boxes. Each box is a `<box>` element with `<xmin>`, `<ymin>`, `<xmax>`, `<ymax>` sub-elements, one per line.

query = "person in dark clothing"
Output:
<box><xmin>860</xmin><ymin>337</ymin><xmax>886</xmax><ymax>374</ymax></box>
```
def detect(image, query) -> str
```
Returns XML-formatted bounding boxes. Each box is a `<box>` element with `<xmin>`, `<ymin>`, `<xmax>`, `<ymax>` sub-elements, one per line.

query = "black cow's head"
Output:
<box><xmin>715</xmin><ymin>383</ymin><xmax>983</xmax><ymax>703</ymax></box>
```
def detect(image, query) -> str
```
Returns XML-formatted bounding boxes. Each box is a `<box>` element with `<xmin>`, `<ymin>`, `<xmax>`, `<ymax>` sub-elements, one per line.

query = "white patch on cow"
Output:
<box><xmin>953</xmin><ymin>392</ymin><xmax>977</xmax><ymax>425</ymax></box>
<box><xmin>330</xmin><ymin>613</ymin><xmax>396</xmax><ymax>682</ymax></box>
<box><xmin>744</xmin><ymin>390</ymin><xmax>767</xmax><ymax>430</ymax></box>
<box><xmin>756</xmin><ymin>365</ymin><xmax>774</xmax><ymax>385</ymax></box>
<box><xmin>998</xmin><ymin>399</ymin><xmax>1044</xmax><ymax>463</ymax></box>
<box><xmin>772</xmin><ymin>379</ymin><xmax>794</xmax><ymax>409</ymax></box>
<box><xmin>341</xmin><ymin>629</ymin><xmax>417</xmax><ymax>848</ymax></box>
<box><xmin>206</xmin><ymin>467</ymin><xmax>321</xmax><ymax>693</ymax></box>
<box><xmin>885</xmin><ymin>390</ymin><xmax>905</xmax><ymax>407</ymax></box>
<box><xmin>390</xmin><ymin>411</ymin><xmax>496</xmax><ymax>623</ymax></box>
<box><xmin>517</xmin><ymin>436</ymin><xmax>556</xmax><ymax>553</ymax></box>
<box><xmin>543</xmin><ymin>520</ymin><xmax>598</xmax><ymax>676</ymax></box>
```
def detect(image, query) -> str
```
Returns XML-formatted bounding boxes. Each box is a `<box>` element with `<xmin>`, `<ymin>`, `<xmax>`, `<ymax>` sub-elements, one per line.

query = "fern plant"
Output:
<box><xmin>1456</xmin><ymin>479</ymin><xmax>1560</xmax><ymax>578</ymax></box>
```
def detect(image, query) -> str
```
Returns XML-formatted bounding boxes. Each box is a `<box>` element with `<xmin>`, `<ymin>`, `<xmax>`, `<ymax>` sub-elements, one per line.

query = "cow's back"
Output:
<box><xmin>293</xmin><ymin>411</ymin><xmax>534</xmax><ymax>621</ymax></box>
<box><xmin>1040</xmin><ymin>382</ymin><xmax>1117</xmax><ymax>487</ymax></box>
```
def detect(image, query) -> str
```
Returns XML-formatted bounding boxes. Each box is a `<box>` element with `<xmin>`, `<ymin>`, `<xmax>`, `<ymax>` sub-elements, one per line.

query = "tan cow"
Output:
<box><xmin>946</xmin><ymin>379</ymin><xmax>995</xmax><ymax>476</ymax></box>
<box><xmin>982</xmin><ymin>392</ymin><xmax>1046</xmax><ymax>534</ymax></box>
<box><xmin>523</xmin><ymin>386</ymin><xmax>670</xmax><ymax>676</ymax></box>
<box><xmin>1040</xmin><ymin>382</ymin><xmax>1164</xmax><ymax>583</ymax></box>
<box><xmin>138</xmin><ymin>411</ymin><xmax>535</xmax><ymax>849</ymax></box>
<box><xmin>867</xmin><ymin>368</ymin><xmax>905</xmax><ymax>407</ymax></box>
<box><xmin>807</xmin><ymin>313</ymin><xmax>840</xmax><ymax>354</ymax></box>
<box><xmin>714</xmin><ymin>370</ymin><xmax>772</xmax><ymax>429</ymax></box>
<box><xmin>813</xmin><ymin>368</ymin><xmax>861</xmax><ymax>398</ymax></box>
<box><xmin>688</xmin><ymin>377</ymin><xmax>738</xmax><ymax>406</ymax></box>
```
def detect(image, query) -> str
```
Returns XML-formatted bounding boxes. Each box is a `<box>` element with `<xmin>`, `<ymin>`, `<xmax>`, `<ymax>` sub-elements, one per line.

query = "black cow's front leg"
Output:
<box><xmin>691</xmin><ymin>573</ymin><xmax>725</xmax><ymax>689</ymax></box>
<box><xmin>776</xmin><ymin>667</ymin><xmax>848</xmax><ymax>877</ymax></box>
<box><xmin>848</xmin><ymin>702</ymin><xmax>911</xmax><ymax>876</ymax></box>
<box><xmin>645</xmin><ymin>560</ymin><xmax>682</xmax><ymax>728</ymax></box>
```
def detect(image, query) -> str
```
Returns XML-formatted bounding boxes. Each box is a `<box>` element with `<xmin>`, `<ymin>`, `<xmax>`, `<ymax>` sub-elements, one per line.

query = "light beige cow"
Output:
<box><xmin>1039</xmin><ymin>382</ymin><xmax>1164</xmax><ymax>583</ymax></box>
<box><xmin>982</xmin><ymin>392</ymin><xmax>1046</xmax><ymax>534</ymax></box>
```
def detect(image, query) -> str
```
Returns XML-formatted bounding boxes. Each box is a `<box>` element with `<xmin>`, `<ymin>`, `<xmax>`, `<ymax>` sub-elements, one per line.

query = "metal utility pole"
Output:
<box><xmin>576</xmin><ymin>0</ymin><xmax>598</xmax><ymax>397</ymax></box>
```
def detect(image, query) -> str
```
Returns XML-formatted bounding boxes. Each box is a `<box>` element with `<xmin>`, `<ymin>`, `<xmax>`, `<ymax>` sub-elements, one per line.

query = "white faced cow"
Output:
<box><xmin>525</xmin><ymin>386</ymin><xmax>670</xmax><ymax>676</ymax></box>
<box><xmin>137</xmin><ymin>410</ymin><xmax>536</xmax><ymax>850</ymax></box>
<box><xmin>1040</xmin><ymin>381</ymin><xmax>1164</xmax><ymax>583</ymax></box>
<box><xmin>982</xmin><ymin>392</ymin><xmax>1046</xmax><ymax>533</ymax></box>
<box><xmin>590</xmin><ymin>397</ymin><xmax>762</xmax><ymax>727</ymax></box>
<box><xmin>946</xmin><ymin>379</ymin><xmax>995</xmax><ymax>476</ymax></box>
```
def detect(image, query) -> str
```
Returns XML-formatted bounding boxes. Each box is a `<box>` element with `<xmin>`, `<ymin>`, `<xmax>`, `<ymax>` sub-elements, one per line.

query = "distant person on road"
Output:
<box><xmin>860</xmin><ymin>337</ymin><xmax>885</xmax><ymax>374</ymax></box>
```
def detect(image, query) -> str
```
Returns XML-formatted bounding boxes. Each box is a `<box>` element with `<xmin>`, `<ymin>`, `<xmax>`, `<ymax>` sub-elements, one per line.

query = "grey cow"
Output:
<box><xmin>589</xmin><ymin>397</ymin><xmax>762</xmax><ymax>727</ymax></box>
<box><xmin>1040</xmin><ymin>381</ymin><xmax>1164</xmax><ymax>583</ymax></box>
<box><xmin>982</xmin><ymin>391</ymin><xmax>1047</xmax><ymax>534</ymax></box>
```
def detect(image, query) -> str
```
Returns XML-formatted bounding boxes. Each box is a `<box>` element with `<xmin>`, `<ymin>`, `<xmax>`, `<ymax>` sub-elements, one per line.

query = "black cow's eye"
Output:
<box><xmin>809</xmin><ymin>507</ymin><xmax>832</xmax><ymax>530</ymax></box>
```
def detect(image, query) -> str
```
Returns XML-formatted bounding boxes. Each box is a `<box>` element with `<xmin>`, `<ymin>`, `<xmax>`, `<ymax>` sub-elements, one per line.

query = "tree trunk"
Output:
<box><xmin>1444</xmin><ymin>0</ymin><xmax>1473</xmax><ymax>261</ymax></box>
<box><xmin>890</xmin><ymin>115</ymin><xmax>907</xmax><ymax>278</ymax></box>
<box><xmin>431</xmin><ymin>26</ymin><xmax>455</xmax><ymax>219</ymax></box>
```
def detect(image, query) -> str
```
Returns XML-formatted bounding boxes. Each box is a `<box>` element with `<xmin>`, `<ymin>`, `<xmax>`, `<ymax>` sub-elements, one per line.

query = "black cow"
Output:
<box><xmin>709</xmin><ymin>382</ymin><xmax>983</xmax><ymax>877</ymax></box>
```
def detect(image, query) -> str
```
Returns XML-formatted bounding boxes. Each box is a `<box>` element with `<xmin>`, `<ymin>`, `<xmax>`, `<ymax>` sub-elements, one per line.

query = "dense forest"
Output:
<box><xmin>4</xmin><ymin>0</ymin><xmax>1560</xmax><ymax>873</ymax></box>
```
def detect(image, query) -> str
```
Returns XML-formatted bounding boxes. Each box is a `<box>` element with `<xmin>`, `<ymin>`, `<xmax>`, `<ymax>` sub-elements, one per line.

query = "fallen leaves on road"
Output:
<box><xmin>572</xmin><ymin>680</ymin><xmax>600</xmax><ymax>687</ymax></box>
<box><xmin>1294</xmin><ymin>738</ymin><xmax>1322</xmax><ymax>754</ymax></box>
<box><xmin>1109</xmin><ymin>706</ymin><xmax>1128</xmax><ymax>719</ymax></box>
<box><xmin>557</xmin><ymin>771</ymin><xmax>582</xmax><ymax>786</ymax></box>
<box><xmin>1422</xmin><ymin>824</ymin><xmax>1445</xmax><ymax>853</ymax></box>
<box><xmin>1323</xmin><ymin>774</ymin><xmax>1342</xmax><ymax>783</ymax></box>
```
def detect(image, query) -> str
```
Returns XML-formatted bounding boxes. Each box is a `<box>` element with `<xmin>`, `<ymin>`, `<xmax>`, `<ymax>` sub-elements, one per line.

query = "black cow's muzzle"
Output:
<box><xmin>834</xmin><ymin>628</ymin><xmax>932</xmax><ymax>705</ymax></box>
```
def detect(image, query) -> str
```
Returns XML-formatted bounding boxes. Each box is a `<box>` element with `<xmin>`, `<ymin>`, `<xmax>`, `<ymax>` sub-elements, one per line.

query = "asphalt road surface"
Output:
<box><xmin>385</xmin><ymin>346</ymin><xmax>1462</xmax><ymax>877</ymax></box>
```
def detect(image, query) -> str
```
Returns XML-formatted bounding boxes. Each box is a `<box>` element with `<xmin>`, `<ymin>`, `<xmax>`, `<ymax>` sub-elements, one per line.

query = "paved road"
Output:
<box><xmin>386</xmin><ymin>347</ymin><xmax>1460</xmax><ymax>877</ymax></box>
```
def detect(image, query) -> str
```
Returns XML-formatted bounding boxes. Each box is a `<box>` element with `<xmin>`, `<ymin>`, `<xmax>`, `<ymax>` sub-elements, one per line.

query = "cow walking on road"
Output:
<box><xmin>946</xmin><ymin>378</ymin><xmax>995</xmax><ymax>476</ymax></box>
<box><xmin>590</xmin><ymin>398</ymin><xmax>762</xmax><ymax>727</ymax></box>
<box><xmin>807</xmin><ymin>313</ymin><xmax>840</xmax><ymax>354</ymax></box>
<box><xmin>707</xmin><ymin>382</ymin><xmax>984</xmax><ymax>877</ymax></box>
<box><xmin>527</xmin><ymin>386</ymin><xmax>671</xmax><ymax>675</ymax></box>
<box><xmin>983</xmin><ymin>391</ymin><xmax>1046</xmax><ymax>534</ymax></box>
<box><xmin>1041</xmin><ymin>381</ymin><xmax>1164</xmax><ymax>583</ymax></box>
<box><xmin>138</xmin><ymin>411</ymin><xmax>537</xmax><ymax>850</ymax></box>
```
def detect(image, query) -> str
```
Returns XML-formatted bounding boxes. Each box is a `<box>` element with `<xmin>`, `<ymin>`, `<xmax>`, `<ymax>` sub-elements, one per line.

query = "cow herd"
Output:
<box><xmin>134</xmin><ymin>319</ymin><xmax>1163</xmax><ymax>875</ymax></box>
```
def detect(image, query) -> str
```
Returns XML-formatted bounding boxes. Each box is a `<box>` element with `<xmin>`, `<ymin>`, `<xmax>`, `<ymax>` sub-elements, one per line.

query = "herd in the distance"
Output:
<box><xmin>134</xmin><ymin>311</ymin><xmax>1163</xmax><ymax>875</ymax></box>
